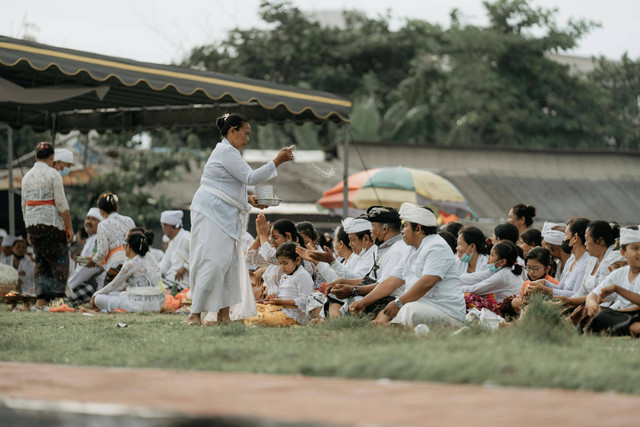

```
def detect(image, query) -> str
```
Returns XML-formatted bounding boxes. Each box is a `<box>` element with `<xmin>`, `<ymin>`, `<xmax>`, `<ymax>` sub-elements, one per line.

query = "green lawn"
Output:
<box><xmin>1</xmin><ymin>297</ymin><xmax>639</xmax><ymax>395</ymax></box>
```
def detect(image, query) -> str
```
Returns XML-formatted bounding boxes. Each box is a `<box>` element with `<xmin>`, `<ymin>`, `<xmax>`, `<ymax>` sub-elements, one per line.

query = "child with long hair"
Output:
<box><xmin>245</xmin><ymin>242</ymin><xmax>314</xmax><ymax>326</ymax></box>
<box><xmin>461</xmin><ymin>241</ymin><xmax>524</xmax><ymax>313</ymax></box>
<box><xmin>507</xmin><ymin>247</ymin><xmax>559</xmax><ymax>315</ymax></box>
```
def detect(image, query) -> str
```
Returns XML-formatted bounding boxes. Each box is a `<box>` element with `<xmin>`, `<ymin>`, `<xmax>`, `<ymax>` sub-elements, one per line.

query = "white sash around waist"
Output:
<box><xmin>200</xmin><ymin>183</ymin><xmax>251</xmax><ymax>238</ymax></box>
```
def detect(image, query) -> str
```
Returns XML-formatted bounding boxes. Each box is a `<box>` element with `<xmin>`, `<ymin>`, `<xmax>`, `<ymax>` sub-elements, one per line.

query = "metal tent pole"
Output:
<box><xmin>6</xmin><ymin>125</ymin><xmax>15</xmax><ymax>235</ymax></box>
<box><xmin>342</xmin><ymin>124</ymin><xmax>350</xmax><ymax>219</ymax></box>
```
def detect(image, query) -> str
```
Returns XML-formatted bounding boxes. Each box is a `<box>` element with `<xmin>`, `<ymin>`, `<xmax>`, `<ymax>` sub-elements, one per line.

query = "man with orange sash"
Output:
<box><xmin>21</xmin><ymin>142</ymin><xmax>74</xmax><ymax>307</ymax></box>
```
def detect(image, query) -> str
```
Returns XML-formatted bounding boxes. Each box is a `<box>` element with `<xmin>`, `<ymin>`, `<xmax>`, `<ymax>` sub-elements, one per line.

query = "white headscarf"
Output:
<box><xmin>86</xmin><ymin>207</ymin><xmax>104</xmax><ymax>221</ymax></box>
<box><xmin>541</xmin><ymin>221</ymin><xmax>566</xmax><ymax>246</ymax></box>
<box><xmin>620</xmin><ymin>228</ymin><xmax>640</xmax><ymax>246</ymax></box>
<box><xmin>160</xmin><ymin>210</ymin><xmax>183</xmax><ymax>228</ymax></box>
<box><xmin>399</xmin><ymin>203</ymin><xmax>436</xmax><ymax>227</ymax></box>
<box><xmin>0</xmin><ymin>229</ymin><xmax>6</xmax><ymax>238</ymax></box>
<box><xmin>342</xmin><ymin>217</ymin><xmax>372</xmax><ymax>233</ymax></box>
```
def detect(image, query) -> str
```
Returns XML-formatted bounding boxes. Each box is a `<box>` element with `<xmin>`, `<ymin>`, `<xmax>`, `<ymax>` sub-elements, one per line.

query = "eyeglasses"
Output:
<box><xmin>526</xmin><ymin>266</ymin><xmax>542</xmax><ymax>272</ymax></box>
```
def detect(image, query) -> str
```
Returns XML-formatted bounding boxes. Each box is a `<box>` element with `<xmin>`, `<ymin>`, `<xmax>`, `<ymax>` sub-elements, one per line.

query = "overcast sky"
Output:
<box><xmin>2</xmin><ymin>0</ymin><xmax>639</xmax><ymax>64</ymax></box>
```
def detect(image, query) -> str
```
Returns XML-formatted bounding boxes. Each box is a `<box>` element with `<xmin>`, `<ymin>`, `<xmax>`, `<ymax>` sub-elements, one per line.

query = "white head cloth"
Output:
<box><xmin>54</xmin><ymin>148</ymin><xmax>74</xmax><ymax>164</ymax></box>
<box><xmin>0</xmin><ymin>228</ymin><xmax>6</xmax><ymax>238</ymax></box>
<box><xmin>620</xmin><ymin>228</ymin><xmax>640</xmax><ymax>246</ymax></box>
<box><xmin>160</xmin><ymin>210</ymin><xmax>183</xmax><ymax>228</ymax></box>
<box><xmin>342</xmin><ymin>217</ymin><xmax>372</xmax><ymax>233</ymax></box>
<box><xmin>86</xmin><ymin>207</ymin><xmax>104</xmax><ymax>221</ymax></box>
<box><xmin>2</xmin><ymin>235</ymin><xmax>16</xmax><ymax>247</ymax></box>
<box><xmin>541</xmin><ymin>221</ymin><xmax>566</xmax><ymax>246</ymax></box>
<box><xmin>604</xmin><ymin>249</ymin><xmax>625</xmax><ymax>265</ymax></box>
<box><xmin>399</xmin><ymin>203</ymin><xmax>436</xmax><ymax>227</ymax></box>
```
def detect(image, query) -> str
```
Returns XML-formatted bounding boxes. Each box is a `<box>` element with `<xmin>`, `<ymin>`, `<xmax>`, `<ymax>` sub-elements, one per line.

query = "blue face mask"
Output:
<box><xmin>460</xmin><ymin>252</ymin><xmax>472</xmax><ymax>263</ymax></box>
<box><xmin>59</xmin><ymin>168</ymin><xmax>70</xmax><ymax>178</ymax></box>
<box><xmin>487</xmin><ymin>262</ymin><xmax>502</xmax><ymax>274</ymax></box>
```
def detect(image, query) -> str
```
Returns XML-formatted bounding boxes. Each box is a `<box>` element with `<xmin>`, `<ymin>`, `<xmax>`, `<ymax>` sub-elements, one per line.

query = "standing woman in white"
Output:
<box><xmin>187</xmin><ymin>113</ymin><xmax>294</xmax><ymax>325</ymax></box>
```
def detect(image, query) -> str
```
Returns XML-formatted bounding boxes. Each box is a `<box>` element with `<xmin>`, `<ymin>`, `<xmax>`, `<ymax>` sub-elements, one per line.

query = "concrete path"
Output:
<box><xmin>0</xmin><ymin>362</ymin><xmax>637</xmax><ymax>426</ymax></box>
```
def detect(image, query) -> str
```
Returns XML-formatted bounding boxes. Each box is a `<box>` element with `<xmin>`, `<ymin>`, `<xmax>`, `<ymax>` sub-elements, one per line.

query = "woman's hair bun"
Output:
<box><xmin>216</xmin><ymin>113</ymin><xmax>248</xmax><ymax>137</ymax></box>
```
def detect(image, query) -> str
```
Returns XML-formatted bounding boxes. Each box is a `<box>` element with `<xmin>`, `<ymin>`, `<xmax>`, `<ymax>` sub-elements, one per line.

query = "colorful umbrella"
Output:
<box><xmin>317</xmin><ymin>166</ymin><xmax>477</xmax><ymax>220</ymax></box>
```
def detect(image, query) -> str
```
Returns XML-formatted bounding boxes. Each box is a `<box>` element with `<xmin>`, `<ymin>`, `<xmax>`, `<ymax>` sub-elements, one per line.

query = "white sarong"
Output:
<box><xmin>190</xmin><ymin>187</ymin><xmax>256</xmax><ymax>321</ymax></box>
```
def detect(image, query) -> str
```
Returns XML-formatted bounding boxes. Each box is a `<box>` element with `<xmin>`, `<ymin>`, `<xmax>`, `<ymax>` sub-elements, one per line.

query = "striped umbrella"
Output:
<box><xmin>317</xmin><ymin>166</ymin><xmax>476</xmax><ymax>220</ymax></box>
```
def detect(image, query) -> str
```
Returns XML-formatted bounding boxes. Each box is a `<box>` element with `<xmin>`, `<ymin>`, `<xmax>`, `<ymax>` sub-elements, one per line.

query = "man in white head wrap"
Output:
<box><xmin>322</xmin><ymin>206</ymin><xmax>411</xmax><ymax>318</ymax></box>
<box><xmin>299</xmin><ymin>217</ymin><xmax>377</xmax><ymax>319</ymax></box>
<box><xmin>65</xmin><ymin>208</ymin><xmax>107</xmax><ymax>306</ymax></box>
<box><xmin>350</xmin><ymin>203</ymin><xmax>465</xmax><ymax>330</ymax></box>
<box><xmin>306</xmin><ymin>217</ymin><xmax>378</xmax><ymax>284</ymax></box>
<box><xmin>53</xmin><ymin>148</ymin><xmax>74</xmax><ymax>178</ymax></box>
<box><xmin>1</xmin><ymin>235</ymin><xmax>16</xmax><ymax>262</ymax></box>
<box><xmin>541</xmin><ymin>221</ymin><xmax>570</xmax><ymax>281</ymax></box>
<box><xmin>585</xmin><ymin>227</ymin><xmax>640</xmax><ymax>336</ymax></box>
<box><xmin>159</xmin><ymin>210</ymin><xmax>191</xmax><ymax>285</ymax></box>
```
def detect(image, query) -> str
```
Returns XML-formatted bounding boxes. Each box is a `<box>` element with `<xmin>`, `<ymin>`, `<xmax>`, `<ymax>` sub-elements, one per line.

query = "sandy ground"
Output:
<box><xmin>1</xmin><ymin>362</ymin><xmax>638</xmax><ymax>426</ymax></box>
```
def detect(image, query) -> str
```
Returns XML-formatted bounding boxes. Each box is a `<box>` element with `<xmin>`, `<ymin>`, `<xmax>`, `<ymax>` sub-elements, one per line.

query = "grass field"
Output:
<box><xmin>1</xmin><ymin>297</ymin><xmax>639</xmax><ymax>395</ymax></box>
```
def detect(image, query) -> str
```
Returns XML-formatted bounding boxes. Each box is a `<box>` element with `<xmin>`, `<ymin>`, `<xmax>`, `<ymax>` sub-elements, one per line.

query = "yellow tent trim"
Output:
<box><xmin>0</xmin><ymin>41</ymin><xmax>352</xmax><ymax>109</ymax></box>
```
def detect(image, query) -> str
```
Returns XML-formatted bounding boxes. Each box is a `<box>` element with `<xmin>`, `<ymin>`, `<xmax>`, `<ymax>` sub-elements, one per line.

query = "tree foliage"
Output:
<box><xmin>183</xmin><ymin>0</ymin><xmax>639</xmax><ymax>150</ymax></box>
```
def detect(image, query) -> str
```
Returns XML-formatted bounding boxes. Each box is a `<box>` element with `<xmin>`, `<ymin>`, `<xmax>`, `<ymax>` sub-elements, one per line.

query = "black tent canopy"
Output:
<box><xmin>0</xmin><ymin>35</ymin><xmax>351</xmax><ymax>133</ymax></box>
<box><xmin>0</xmin><ymin>35</ymin><xmax>352</xmax><ymax>235</ymax></box>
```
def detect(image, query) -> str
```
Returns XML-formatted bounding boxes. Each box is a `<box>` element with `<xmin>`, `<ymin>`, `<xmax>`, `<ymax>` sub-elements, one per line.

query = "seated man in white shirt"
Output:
<box><xmin>158</xmin><ymin>210</ymin><xmax>190</xmax><ymax>290</ymax></box>
<box><xmin>66</xmin><ymin>208</ymin><xmax>106</xmax><ymax>306</ymax></box>
<box><xmin>5</xmin><ymin>237</ymin><xmax>36</xmax><ymax>295</ymax></box>
<box><xmin>326</xmin><ymin>206</ymin><xmax>410</xmax><ymax>316</ymax></box>
<box><xmin>350</xmin><ymin>203</ymin><xmax>466</xmax><ymax>329</ymax></box>
<box><xmin>297</xmin><ymin>217</ymin><xmax>377</xmax><ymax>318</ymax></box>
<box><xmin>585</xmin><ymin>227</ymin><xmax>640</xmax><ymax>336</ymax></box>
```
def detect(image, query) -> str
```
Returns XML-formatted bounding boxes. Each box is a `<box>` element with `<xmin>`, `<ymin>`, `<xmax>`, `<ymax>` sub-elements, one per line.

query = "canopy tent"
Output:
<box><xmin>0</xmin><ymin>35</ymin><xmax>350</xmax><ymax>132</ymax></box>
<box><xmin>0</xmin><ymin>35</ymin><xmax>352</xmax><ymax>234</ymax></box>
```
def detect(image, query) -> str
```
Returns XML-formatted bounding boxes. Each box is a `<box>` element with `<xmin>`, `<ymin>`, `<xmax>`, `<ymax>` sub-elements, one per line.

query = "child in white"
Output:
<box><xmin>88</xmin><ymin>231</ymin><xmax>164</xmax><ymax>313</ymax></box>
<box><xmin>264</xmin><ymin>242</ymin><xmax>314</xmax><ymax>324</ymax></box>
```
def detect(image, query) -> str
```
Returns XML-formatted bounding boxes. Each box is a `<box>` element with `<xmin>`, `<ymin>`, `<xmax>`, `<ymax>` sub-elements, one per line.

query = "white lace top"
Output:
<box><xmin>93</xmin><ymin>213</ymin><xmax>136</xmax><ymax>269</ymax></box>
<box><xmin>95</xmin><ymin>254</ymin><xmax>162</xmax><ymax>296</ymax></box>
<box><xmin>20</xmin><ymin>162</ymin><xmax>69</xmax><ymax>230</ymax></box>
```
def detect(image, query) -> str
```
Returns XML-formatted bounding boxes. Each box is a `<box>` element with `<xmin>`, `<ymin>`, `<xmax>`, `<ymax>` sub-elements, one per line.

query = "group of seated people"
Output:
<box><xmin>4</xmin><ymin>196</ymin><xmax>640</xmax><ymax>338</ymax></box>
<box><xmin>1</xmin><ymin>192</ymin><xmax>191</xmax><ymax>314</ymax></box>
<box><xmin>244</xmin><ymin>203</ymin><xmax>640</xmax><ymax>337</ymax></box>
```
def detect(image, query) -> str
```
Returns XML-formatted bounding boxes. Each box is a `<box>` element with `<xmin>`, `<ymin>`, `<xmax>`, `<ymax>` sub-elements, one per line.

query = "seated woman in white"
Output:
<box><xmin>460</xmin><ymin>241</ymin><xmax>524</xmax><ymax>304</ymax></box>
<box><xmin>85</xmin><ymin>232</ymin><xmax>164</xmax><ymax>313</ymax></box>
<box><xmin>456</xmin><ymin>226</ymin><xmax>490</xmax><ymax>276</ymax></box>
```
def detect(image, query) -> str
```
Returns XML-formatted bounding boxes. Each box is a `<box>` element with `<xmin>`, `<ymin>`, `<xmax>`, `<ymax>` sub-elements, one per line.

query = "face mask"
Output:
<box><xmin>561</xmin><ymin>238</ymin><xmax>573</xmax><ymax>254</ymax></box>
<box><xmin>461</xmin><ymin>252</ymin><xmax>472</xmax><ymax>263</ymax></box>
<box><xmin>488</xmin><ymin>262</ymin><xmax>502</xmax><ymax>274</ymax></box>
<box><xmin>59</xmin><ymin>168</ymin><xmax>70</xmax><ymax>178</ymax></box>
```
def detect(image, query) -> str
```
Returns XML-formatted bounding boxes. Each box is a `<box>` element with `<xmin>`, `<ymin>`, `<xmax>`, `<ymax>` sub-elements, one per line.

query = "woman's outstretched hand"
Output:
<box><xmin>273</xmin><ymin>146</ymin><xmax>295</xmax><ymax>167</ymax></box>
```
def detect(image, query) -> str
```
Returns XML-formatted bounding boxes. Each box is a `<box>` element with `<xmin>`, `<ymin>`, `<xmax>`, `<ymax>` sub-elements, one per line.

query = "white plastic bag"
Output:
<box><xmin>465</xmin><ymin>308</ymin><xmax>505</xmax><ymax>330</ymax></box>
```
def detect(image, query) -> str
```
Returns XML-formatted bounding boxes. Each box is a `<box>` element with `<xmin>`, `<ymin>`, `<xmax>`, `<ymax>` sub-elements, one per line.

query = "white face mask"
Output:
<box><xmin>59</xmin><ymin>167</ymin><xmax>70</xmax><ymax>178</ymax></box>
